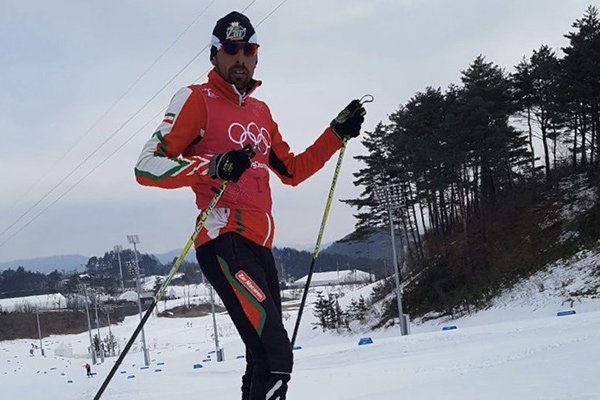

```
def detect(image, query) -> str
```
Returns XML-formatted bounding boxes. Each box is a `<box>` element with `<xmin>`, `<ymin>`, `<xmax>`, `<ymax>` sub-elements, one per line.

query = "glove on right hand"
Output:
<box><xmin>330</xmin><ymin>99</ymin><xmax>366</xmax><ymax>140</ymax></box>
<box><xmin>209</xmin><ymin>146</ymin><xmax>255</xmax><ymax>182</ymax></box>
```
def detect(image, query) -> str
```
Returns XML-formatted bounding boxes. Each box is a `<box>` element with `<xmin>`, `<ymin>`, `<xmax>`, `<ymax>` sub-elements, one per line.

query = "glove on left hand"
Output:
<box><xmin>330</xmin><ymin>100</ymin><xmax>366</xmax><ymax>140</ymax></box>
<box><xmin>208</xmin><ymin>145</ymin><xmax>255</xmax><ymax>182</ymax></box>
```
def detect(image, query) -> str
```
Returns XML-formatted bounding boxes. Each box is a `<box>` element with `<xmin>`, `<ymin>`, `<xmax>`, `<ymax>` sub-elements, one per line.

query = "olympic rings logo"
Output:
<box><xmin>228</xmin><ymin>122</ymin><xmax>271</xmax><ymax>155</ymax></box>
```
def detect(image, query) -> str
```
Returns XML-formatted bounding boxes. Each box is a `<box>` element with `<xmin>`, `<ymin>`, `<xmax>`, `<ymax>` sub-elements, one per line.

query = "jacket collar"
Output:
<box><xmin>208</xmin><ymin>69</ymin><xmax>262</xmax><ymax>106</ymax></box>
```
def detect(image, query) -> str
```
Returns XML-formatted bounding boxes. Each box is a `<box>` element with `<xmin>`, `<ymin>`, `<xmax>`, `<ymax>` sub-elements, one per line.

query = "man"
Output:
<box><xmin>135</xmin><ymin>11</ymin><xmax>365</xmax><ymax>400</ymax></box>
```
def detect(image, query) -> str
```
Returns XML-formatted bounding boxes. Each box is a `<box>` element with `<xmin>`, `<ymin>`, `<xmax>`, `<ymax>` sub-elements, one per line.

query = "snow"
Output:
<box><xmin>117</xmin><ymin>291</ymin><xmax>140</xmax><ymax>303</ymax></box>
<box><xmin>294</xmin><ymin>269</ymin><xmax>373</xmax><ymax>286</ymax></box>
<box><xmin>0</xmin><ymin>293</ymin><xmax>67</xmax><ymax>312</ymax></box>
<box><xmin>1</xmin><ymin>254</ymin><xmax>600</xmax><ymax>399</ymax></box>
<box><xmin>540</xmin><ymin>173</ymin><xmax>599</xmax><ymax>230</ymax></box>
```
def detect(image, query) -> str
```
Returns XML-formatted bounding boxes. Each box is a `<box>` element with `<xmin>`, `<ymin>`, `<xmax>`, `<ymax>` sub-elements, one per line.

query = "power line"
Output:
<box><xmin>0</xmin><ymin>0</ymin><xmax>256</xmax><ymax>242</ymax></box>
<box><xmin>0</xmin><ymin>107</ymin><xmax>164</xmax><ymax>249</ymax></box>
<box><xmin>3</xmin><ymin>0</ymin><xmax>217</xmax><ymax>221</ymax></box>
<box><xmin>0</xmin><ymin>0</ymin><xmax>290</xmax><ymax>249</ymax></box>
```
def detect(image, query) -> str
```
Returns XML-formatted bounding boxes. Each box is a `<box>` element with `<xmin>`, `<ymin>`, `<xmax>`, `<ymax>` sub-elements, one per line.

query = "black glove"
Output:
<box><xmin>209</xmin><ymin>146</ymin><xmax>255</xmax><ymax>182</ymax></box>
<box><xmin>330</xmin><ymin>100</ymin><xmax>366</xmax><ymax>140</ymax></box>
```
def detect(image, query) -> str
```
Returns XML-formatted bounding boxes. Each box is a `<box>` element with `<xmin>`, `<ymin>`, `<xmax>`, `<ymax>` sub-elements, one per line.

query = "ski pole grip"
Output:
<box><xmin>242</xmin><ymin>144</ymin><xmax>256</xmax><ymax>159</ymax></box>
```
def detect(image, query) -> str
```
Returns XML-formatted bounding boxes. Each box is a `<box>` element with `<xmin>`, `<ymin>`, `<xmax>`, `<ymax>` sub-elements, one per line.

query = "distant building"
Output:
<box><xmin>293</xmin><ymin>269</ymin><xmax>373</xmax><ymax>287</ymax></box>
<box><xmin>0</xmin><ymin>293</ymin><xmax>67</xmax><ymax>312</ymax></box>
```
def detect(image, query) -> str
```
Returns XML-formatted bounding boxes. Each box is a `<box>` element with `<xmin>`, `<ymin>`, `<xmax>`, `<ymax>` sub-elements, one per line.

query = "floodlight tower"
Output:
<box><xmin>82</xmin><ymin>284</ymin><xmax>97</xmax><ymax>364</ymax></box>
<box><xmin>373</xmin><ymin>183</ymin><xmax>408</xmax><ymax>336</ymax></box>
<box><xmin>127</xmin><ymin>234</ymin><xmax>150</xmax><ymax>366</ymax></box>
<box><xmin>114</xmin><ymin>245</ymin><xmax>125</xmax><ymax>293</ymax></box>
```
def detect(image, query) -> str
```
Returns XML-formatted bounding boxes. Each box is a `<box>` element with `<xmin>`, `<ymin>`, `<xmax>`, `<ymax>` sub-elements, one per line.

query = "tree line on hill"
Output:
<box><xmin>0</xmin><ymin>245</ymin><xmax>389</xmax><ymax>299</ymax></box>
<box><xmin>344</xmin><ymin>6</ymin><xmax>600</xmax><ymax>318</ymax></box>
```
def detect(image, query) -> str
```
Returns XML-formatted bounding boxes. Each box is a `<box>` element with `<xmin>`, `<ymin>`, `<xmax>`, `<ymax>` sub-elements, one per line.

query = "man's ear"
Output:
<box><xmin>210</xmin><ymin>56</ymin><xmax>216</xmax><ymax>67</ymax></box>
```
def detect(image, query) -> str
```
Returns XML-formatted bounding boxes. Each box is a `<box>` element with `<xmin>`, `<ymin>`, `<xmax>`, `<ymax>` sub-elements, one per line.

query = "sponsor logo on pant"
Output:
<box><xmin>235</xmin><ymin>270</ymin><xmax>266</xmax><ymax>302</ymax></box>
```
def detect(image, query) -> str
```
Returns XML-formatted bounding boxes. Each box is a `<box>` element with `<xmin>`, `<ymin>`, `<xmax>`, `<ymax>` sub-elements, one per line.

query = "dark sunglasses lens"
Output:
<box><xmin>222</xmin><ymin>42</ymin><xmax>240</xmax><ymax>55</ymax></box>
<box><xmin>221</xmin><ymin>42</ymin><xmax>258</xmax><ymax>56</ymax></box>
<box><xmin>243</xmin><ymin>43</ymin><xmax>259</xmax><ymax>56</ymax></box>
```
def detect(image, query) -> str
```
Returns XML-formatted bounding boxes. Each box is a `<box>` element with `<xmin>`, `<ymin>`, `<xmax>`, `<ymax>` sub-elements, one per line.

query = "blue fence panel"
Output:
<box><xmin>442</xmin><ymin>326</ymin><xmax>457</xmax><ymax>331</ymax></box>
<box><xmin>557</xmin><ymin>310</ymin><xmax>576</xmax><ymax>317</ymax></box>
<box><xmin>358</xmin><ymin>337</ymin><xmax>373</xmax><ymax>346</ymax></box>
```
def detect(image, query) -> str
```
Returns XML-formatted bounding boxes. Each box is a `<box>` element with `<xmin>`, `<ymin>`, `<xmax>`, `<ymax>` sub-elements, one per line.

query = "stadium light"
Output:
<box><xmin>373</xmin><ymin>183</ymin><xmax>409</xmax><ymax>336</ymax></box>
<box><xmin>114</xmin><ymin>245</ymin><xmax>125</xmax><ymax>293</ymax></box>
<box><xmin>127</xmin><ymin>234</ymin><xmax>150</xmax><ymax>366</ymax></box>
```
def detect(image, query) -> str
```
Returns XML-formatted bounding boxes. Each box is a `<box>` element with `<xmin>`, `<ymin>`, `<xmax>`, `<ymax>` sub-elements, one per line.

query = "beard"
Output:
<box><xmin>221</xmin><ymin>64</ymin><xmax>252</xmax><ymax>92</ymax></box>
<box><xmin>212</xmin><ymin>52</ymin><xmax>257</xmax><ymax>93</ymax></box>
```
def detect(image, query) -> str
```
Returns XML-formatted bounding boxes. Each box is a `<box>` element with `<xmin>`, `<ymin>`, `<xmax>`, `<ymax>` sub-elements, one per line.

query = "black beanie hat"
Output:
<box><xmin>210</xmin><ymin>11</ymin><xmax>257</xmax><ymax>59</ymax></box>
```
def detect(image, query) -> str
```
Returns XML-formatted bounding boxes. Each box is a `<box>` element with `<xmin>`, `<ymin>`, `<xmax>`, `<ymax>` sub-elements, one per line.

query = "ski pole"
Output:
<box><xmin>93</xmin><ymin>180</ymin><xmax>228</xmax><ymax>400</ymax></box>
<box><xmin>290</xmin><ymin>95</ymin><xmax>373</xmax><ymax>348</ymax></box>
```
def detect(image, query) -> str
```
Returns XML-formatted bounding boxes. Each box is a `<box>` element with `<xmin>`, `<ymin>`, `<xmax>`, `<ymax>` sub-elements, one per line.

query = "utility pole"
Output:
<box><xmin>35</xmin><ymin>310</ymin><xmax>45</xmax><ymax>356</ymax></box>
<box><xmin>367</xmin><ymin>240</ymin><xmax>373</xmax><ymax>282</ymax></box>
<box><xmin>104</xmin><ymin>305</ymin><xmax>113</xmax><ymax>356</ymax></box>
<box><xmin>280</xmin><ymin>262</ymin><xmax>286</xmax><ymax>299</ymax></box>
<box><xmin>374</xmin><ymin>183</ymin><xmax>409</xmax><ymax>336</ymax></box>
<box><xmin>93</xmin><ymin>292</ymin><xmax>105</xmax><ymax>363</ymax></box>
<box><xmin>127</xmin><ymin>234</ymin><xmax>150</xmax><ymax>366</ymax></box>
<box><xmin>82</xmin><ymin>284</ymin><xmax>97</xmax><ymax>365</ymax></box>
<box><xmin>114</xmin><ymin>245</ymin><xmax>125</xmax><ymax>293</ymax></box>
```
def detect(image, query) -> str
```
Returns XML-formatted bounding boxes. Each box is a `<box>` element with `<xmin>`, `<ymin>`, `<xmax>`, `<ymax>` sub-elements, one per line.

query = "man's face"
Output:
<box><xmin>211</xmin><ymin>42</ymin><xmax>258</xmax><ymax>92</ymax></box>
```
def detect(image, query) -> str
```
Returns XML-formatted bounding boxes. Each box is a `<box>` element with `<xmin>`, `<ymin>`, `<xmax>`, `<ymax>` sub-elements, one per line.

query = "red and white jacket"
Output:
<box><xmin>135</xmin><ymin>69</ymin><xmax>342</xmax><ymax>249</ymax></box>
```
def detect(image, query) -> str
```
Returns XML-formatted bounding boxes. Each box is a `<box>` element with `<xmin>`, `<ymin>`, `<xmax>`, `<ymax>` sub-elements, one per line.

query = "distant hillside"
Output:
<box><xmin>324</xmin><ymin>230</ymin><xmax>398</xmax><ymax>260</ymax></box>
<box><xmin>0</xmin><ymin>255</ymin><xmax>87</xmax><ymax>274</ymax></box>
<box><xmin>373</xmin><ymin>172</ymin><xmax>600</xmax><ymax>326</ymax></box>
<box><xmin>153</xmin><ymin>249</ymin><xmax>197</xmax><ymax>265</ymax></box>
<box><xmin>0</xmin><ymin>233</ymin><xmax>394</xmax><ymax>278</ymax></box>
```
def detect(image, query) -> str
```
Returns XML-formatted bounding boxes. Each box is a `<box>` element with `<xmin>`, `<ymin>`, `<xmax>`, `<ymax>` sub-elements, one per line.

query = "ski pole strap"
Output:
<box><xmin>312</xmin><ymin>139</ymin><xmax>347</xmax><ymax>259</ymax></box>
<box><xmin>359</xmin><ymin>94</ymin><xmax>374</xmax><ymax>104</ymax></box>
<box><xmin>154</xmin><ymin>180</ymin><xmax>228</xmax><ymax>302</ymax></box>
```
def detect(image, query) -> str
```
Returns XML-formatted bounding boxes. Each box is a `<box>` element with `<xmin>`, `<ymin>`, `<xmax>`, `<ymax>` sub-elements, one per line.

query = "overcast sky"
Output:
<box><xmin>0</xmin><ymin>0</ymin><xmax>592</xmax><ymax>261</ymax></box>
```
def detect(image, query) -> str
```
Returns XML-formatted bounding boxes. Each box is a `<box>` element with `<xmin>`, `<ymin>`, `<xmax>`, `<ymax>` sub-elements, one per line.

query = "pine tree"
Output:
<box><xmin>562</xmin><ymin>6</ymin><xmax>600</xmax><ymax>172</ymax></box>
<box><xmin>323</xmin><ymin>295</ymin><xmax>337</xmax><ymax>330</ymax></box>
<box><xmin>103</xmin><ymin>332</ymin><xmax>118</xmax><ymax>357</ymax></box>
<box><xmin>512</xmin><ymin>56</ymin><xmax>538</xmax><ymax>181</ymax></box>
<box><xmin>356</xmin><ymin>296</ymin><xmax>368</xmax><ymax>322</ymax></box>
<box><xmin>312</xmin><ymin>292</ymin><xmax>330</xmax><ymax>331</ymax></box>
<box><xmin>333</xmin><ymin>299</ymin><xmax>344</xmax><ymax>330</ymax></box>
<box><xmin>529</xmin><ymin>45</ymin><xmax>563</xmax><ymax>180</ymax></box>
<box><xmin>93</xmin><ymin>334</ymin><xmax>101</xmax><ymax>355</ymax></box>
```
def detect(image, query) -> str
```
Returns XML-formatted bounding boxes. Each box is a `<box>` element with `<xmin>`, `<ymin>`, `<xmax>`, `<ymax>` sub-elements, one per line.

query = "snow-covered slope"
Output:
<box><xmin>1</xmin><ymin>270</ymin><xmax>599</xmax><ymax>399</ymax></box>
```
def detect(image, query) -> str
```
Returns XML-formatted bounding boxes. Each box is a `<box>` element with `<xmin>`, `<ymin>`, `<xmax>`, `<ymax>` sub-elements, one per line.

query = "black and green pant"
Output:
<box><xmin>196</xmin><ymin>233</ymin><xmax>293</xmax><ymax>400</ymax></box>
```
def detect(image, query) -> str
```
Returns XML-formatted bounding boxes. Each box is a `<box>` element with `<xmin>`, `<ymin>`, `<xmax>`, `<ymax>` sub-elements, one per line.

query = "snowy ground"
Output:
<box><xmin>1</xmin><ymin>278</ymin><xmax>599</xmax><ymax>400</ymax></box>
<box><xmin>2</xmin><ymin>242</ymin><xmax>600</xmax><ymax>399</ymax></box>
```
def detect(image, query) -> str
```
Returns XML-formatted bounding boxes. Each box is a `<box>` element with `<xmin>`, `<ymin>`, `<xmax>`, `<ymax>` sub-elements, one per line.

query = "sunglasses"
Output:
<box><xmin>220</xmin><ymin>41</ymin><xmax>259</xmax><ymax>56</ymax></box>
